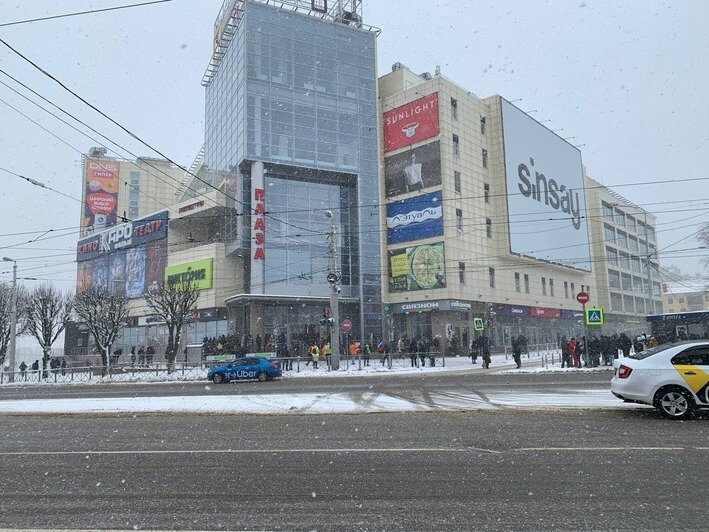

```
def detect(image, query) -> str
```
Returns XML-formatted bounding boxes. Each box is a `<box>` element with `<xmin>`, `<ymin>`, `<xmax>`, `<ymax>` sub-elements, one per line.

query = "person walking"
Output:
<box><xmin>569</xmin><ymin>337</ymin><xmax>579</xmax><ymax>368</ymax></box>
<box><xmin>408</xmin><ymin>337</ymin><xmax>418</xmax><ymax>368</ymax></box>
<box><xmin>482</xmin><ymin>345</ymin><xmax>491</xmax><ymax>369</ymax></box>
<box><xmin>418</xmin><ymin>338</ymin><xmax>427</xmax><ymax>368</ymax></box>
<box><xmin>19</xmin><ymin>361</ymin><xmax>27</xmax><ymax>378</ymax></box>
<box><xmin>560</xmin><ymin>336</ymin><xmax>571</xmax><ymax>368</ymax></box>
<box><xmin>363</xmin><ymin>343</ymin><xmax>372</xmax><ymax>366</ymax></box>
<box><xmin>511</xmin><ymin>337</ymin><xmax>522</xmax><ymax>369</ymax></box>
<box><xmin>323</xmin><ymin>341</ymin><xmax>331</xmax><ymax>369</ymax></box>
<box><xmin>618</xmin><ymin>333</ymin><xmax>632</xmax><ymax>358</ymax></box>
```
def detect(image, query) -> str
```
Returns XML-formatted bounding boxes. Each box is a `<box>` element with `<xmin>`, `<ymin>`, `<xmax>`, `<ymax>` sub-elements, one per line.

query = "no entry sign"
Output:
<box><xmin>576</xmin><ymin>292</ymin><xmax>590</xmax><ymax>305</ymax></box>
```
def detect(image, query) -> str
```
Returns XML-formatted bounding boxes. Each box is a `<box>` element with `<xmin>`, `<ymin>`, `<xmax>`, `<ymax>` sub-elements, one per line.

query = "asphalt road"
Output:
<box><xmin>0</xmin><ymin>407</ymin><xmax>706</xmax><ymax>531</ymax></box>
<box><xmin>0</xmin><ymin>369</ymin><xmax>613</xmax><ymax>401</ymax></box>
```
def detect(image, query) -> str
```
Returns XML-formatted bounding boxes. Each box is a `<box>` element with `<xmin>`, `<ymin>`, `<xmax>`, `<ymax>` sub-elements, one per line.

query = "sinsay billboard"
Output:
<box><xmin>501</xmin><ymin>98</ymin><xmax>591</xmax><ymax>271</ymax></box>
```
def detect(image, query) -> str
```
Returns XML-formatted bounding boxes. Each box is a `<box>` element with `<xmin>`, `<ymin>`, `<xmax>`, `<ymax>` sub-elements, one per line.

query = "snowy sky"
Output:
<box><xmin>0</xmin><ymin>0</ymin><xmax>707</xmax><ymax>297</ymax></box>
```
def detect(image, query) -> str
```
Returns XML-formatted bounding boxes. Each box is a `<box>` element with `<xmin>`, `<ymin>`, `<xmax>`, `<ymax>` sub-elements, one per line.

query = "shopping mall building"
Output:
<box><xmin>67</xmin><ymin>1</ymin><xmax>663</xmax><ymax>357</ymax></box>
<box><xmin>378</xmin><ymin>64</ymin><xmax>662</xmax><ymax>352</ymax></box>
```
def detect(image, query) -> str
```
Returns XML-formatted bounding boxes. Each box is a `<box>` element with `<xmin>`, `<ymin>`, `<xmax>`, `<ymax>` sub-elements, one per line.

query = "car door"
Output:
<box><xmin>671</xmin><ymin>346</ymin><xmax>709</xmax><ymax>405</ymax></box>
<box><xmin>238</xmin><ymin>357</ymin><xmax>260</xmax><ymax>380</ymax></box>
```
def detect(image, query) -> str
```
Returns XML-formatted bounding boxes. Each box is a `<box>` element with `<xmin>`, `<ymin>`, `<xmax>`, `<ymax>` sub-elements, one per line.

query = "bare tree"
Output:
<box><xmin>74</xmin><ymin>286</ymin><xmax>130</xmax><ymax>376</ymax></box>
<box><xmin>144</xmin><ymin>281</ymin><xmax>199</xmax><ymax>373</ymax></box>
<box><xmin>0</xmin><ymin>284</ymin><xmax>30</xmax><ymax>368</ymax></box>
<box><xmin>25</xmin><ymin>284</ymin><xmax>73</xmax><ymax>378</ymax></box>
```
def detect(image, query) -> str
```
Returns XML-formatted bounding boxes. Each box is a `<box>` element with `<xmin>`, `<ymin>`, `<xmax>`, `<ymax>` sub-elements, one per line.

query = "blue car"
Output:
<box><xmin>207</xmin><ymin>356</ymin><xmax>281</xmax><ymax>384</ymax></box>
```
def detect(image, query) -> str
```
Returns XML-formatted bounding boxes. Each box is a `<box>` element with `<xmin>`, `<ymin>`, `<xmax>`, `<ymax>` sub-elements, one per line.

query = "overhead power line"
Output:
<box><xmin>0</xmin><ymin>0</ymin><xmax>174</xmax><ymax>28</ymax></box>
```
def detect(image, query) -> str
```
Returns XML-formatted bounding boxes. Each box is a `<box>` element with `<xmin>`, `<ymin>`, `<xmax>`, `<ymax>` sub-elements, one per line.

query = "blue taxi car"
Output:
<box><xmin>207</xmin><ymin>356</ymin><xmax>281</xmax><ymax>384</ymax></box>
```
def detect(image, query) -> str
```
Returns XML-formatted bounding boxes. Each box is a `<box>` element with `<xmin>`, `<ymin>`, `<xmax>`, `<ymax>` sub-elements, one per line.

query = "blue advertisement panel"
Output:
<box><xmin>386</xmin><ymin>191</ymin><xmax>443</xmax><ymax>245</ymax></box>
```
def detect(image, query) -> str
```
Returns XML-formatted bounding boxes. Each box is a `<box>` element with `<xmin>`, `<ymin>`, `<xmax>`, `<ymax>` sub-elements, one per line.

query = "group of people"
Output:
<box><xmin>17</xmin><ymin>358</ymin><xmax>66</xmax><ymax>377</ymax></box>
<box><xmin>559</xmin><ymin>332</ymin><xmax>658</xmax><ymax>368</ymax></box>
<box><xmin>396</xmin><ymin>335</ymin><xmax>442</xmax><ymax>367</ymax></box>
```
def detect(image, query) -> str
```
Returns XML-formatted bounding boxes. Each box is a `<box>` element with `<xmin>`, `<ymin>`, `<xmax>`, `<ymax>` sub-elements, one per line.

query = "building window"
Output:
<box><xmin>627</xmin><ymin>215</ymin><xmax>637</xmax><ymax>232</ymax></box>
<box><xmin>631</xmin><ymin>256</ymin><xmax>641</xmax><ymax>273</ymax></box>
<box><xmin>489</xmin><ymin>267</ymin><xmax>496</xmax><ymax>288</ymax></box>
<box><xmin>480</xmin><ymin>116</ymin><xmax>486</xmax><ymax>134</ymax></box>
<box><xmin>459</xmin><ymin>262</ymin><xmax>466</xmax><ymax>284</ymax></box>
<box><xmin>484</xmin><ymin>183</ymin><xmax>490</xmax><ymax>203</ymax></box>
<box><xmin>647</xmin><ymin>225</ymin><xmax>656</xmax><ymax>241</ymax></box>
<box><xmin>456</xmin><ymin>209</ymin><xmax>463</xmax><ymax>232</ymax></box>
<box><xmin>617</xmin><ymin>230</ymin><xmax>628</xmax><ymax>249</ymax></box>
<box><xmin>615</xmin><ymin>208</ymin><xmax>626</xmax><ymax>227</ymax></box>
<box><xmin>679</xmin><ymin>297</ymin><xmax>685</xmax><ymax>304</ymax></box>
<box><xmin>604</xmin><ymin>224</ymin><xmax>615</xmax><ymax>243</ymax></box>
<box><xmin>454</xmin><ymin>171</ymin><xmax>461</xmax><ymax>193</ymax></box>
<box><xmin>486</xmin><ymin>218</ymin><xmax>492</xmax><ymax>238</ymax></box>
<box><xmin>629</xmin><ymin>236</ymin><xmax>639</xmax><ymax>253</ymax></box>
<box><xmin>564</xmin><ymin>281</ymin><xmax>569</xmax><ymax>298</ymax></box>
<box><xmin>524</xmin><ymin>274</ymin><xmax>530</xmax><ymax>293</ymax></box>
<box><xmin>541</xmin><ymin>277</ymin><xmax>547</xmax><ymax>296</ymax></box>
<box><xmin>619</xmin><ymin>252</ymin><xmax>630</xmax><ymax>270</ymax></box>
<box><xmin>611</xmin><ymin>293</ymin><xmax>623</xmax><ymax>312</ymax></box>
<box><xmin>549</xmin><ymin>279</ymin><xmax>555</xmax><ymax>297</ymax></box>
<box><xmin>452</xmin><ymin>134</ymin><xmax>460</xmax><ymax>156</ymax></box>
<box><xmin>606</xmin><ymin>247</ymin><xmax>618</xmax><ymax>266</ymax></box>
<box><xmin>515</xmin><ymin>272</ymin><xmax>521</xmax><ymax>292</ymax></box>
<box><xmin>570</xmin><ymin>282</ymin><xmax>575</xmax><ymax>296</ymax></box>
<box><xmin>128</xmin><ymin>171</ymin><xmax>140</xmax><ymax>219</ymax></box>
<box><xmin>451</xmin><ymin>98</ymin><xmax>458</xmax><ymax>119</ymax></box>
<box><xmin>621</xmin><ymin>273</ymin><xmax>632</xmax><ymax>291</ymax></box>
<box><xmin>482</xmin><ymin>149</ymin><xmax>488</xmax><ymax>168</ymax></box>
<box><xmin>608</xmin><ymin>269</ymin><xmax>621</xmax><ymax>289</ymax></box>
<box><xmin>602</xmin><ymin>202</ymin><xmax>614</xmax><ymax>220</ymax></box>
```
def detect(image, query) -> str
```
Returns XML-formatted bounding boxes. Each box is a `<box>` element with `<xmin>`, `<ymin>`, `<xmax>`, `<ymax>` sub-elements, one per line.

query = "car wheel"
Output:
<box><xmin>212</xmin><ymin>373</ymin><xmax>225</xmax><ymax>384</ymax></box>
<box><xmin>654</xmin><ymin>386</ymin><xmax>695</xmax><ymax>420</ymax></box>
<box><xmin>257</xmin><ymin>371</ymin><xmax>268</xmax><ymax>382</ymax></box>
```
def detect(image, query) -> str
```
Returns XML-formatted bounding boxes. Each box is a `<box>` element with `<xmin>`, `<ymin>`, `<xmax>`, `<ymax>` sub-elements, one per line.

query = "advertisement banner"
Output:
<box><xmin>388</xmin><ymin>242</ymin><xmax>446</xmax><ymax>293</ymax></box>
<box><xmin>384</xmin><ymin>141</ymin><xmax>441</xmax><ymax>198</ymax></box>
<box><xmin>82</xmin><ymin>159</ymin><xmax>120</xmax><ymax>237</ymax></box>
<box><xmin>165</xmin><ymin>259</ymin><xmax>214</xmax><ymax>291</ymax></box>
<box><xmin>501</xmin><ymin>98</ymin><xmax>591</xmax><ymax>270</ymax></box>
<box><xmin>75</xmin><ymin>239</ymin><xmax>167</xmax><ymax>300</ymax></box>
<box><xmin>76</xmin><ymin>210</ymin><xmax>168</xmax><ymax>262</ymax></box>
<box><xmin>386</xmin><ymin>191</ymin><xmax>443</xmax><ymax>245</ymax></box>
<box><xmin>528</xmin><ymin>306</ymin><xmax>562</xmax><ymax>319</ymax></box>
<box><xmin>383</xmin><ymin>93</ymin><xmax>439</xmax><ymax>152</ymax></box>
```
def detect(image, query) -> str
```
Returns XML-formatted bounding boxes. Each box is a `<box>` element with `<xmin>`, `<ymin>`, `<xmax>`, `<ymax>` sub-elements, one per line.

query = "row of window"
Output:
<box><xmin>608</xmin><ymin>269</ymin><xmax>662</xmax><ymax>295</ymax></box>
<box><xmin>610</xmin><ymin>293</ymin><xmax>660</xmax><ymax>315</ymax></box>
<box><xmin>603</xmin><ymin>226</ymin><xmax>656</xmax><ymax>255</ymax></box>
<box><xmin>605</xmin><ymin>245</ymin><xmax>659</xmax><ymax>274</ymax></box>
<box><xmin>602</xmin><ymin>201</ymin><xmax>655</xmax><ymax>241</ymax></box>
<box><xmin>453</xmin><ymin>171</ymin><xmax>491</xmax><ymax>202</ymax></box>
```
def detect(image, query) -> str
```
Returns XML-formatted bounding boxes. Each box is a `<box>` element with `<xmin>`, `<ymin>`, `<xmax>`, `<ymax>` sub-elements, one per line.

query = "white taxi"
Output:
<box><xmin>611</xmin><ymin>340</ymin><xmax>709</xmax><ymax>419</ymax></box>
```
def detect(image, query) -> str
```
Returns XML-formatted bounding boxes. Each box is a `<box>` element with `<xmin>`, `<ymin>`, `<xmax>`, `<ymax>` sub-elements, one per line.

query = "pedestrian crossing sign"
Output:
<box><xmin>585</xmin><ymin>307</ymin><xmax>604</xmax><ymax>326</ymax></box>
<box><xmin>473</xmin><ymin>317</ymin><xmax>485</xmax><ymax>331</ymax></box>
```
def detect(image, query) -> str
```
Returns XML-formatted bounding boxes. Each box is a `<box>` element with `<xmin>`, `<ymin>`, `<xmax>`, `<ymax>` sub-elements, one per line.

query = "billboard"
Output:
<box><xmin>82</xmin><ymin>159</ymin><xmax>120</xmax><ymax>237</ymax></box>
<box><xmin>388</xmin><ymin>242</ymin><xmax>446</xmax><ymax>293</ymax></box>
<box><xmin>76</xmin><ymin>210</ymin><xmax>168</xmax><ymax>262</ymax></box>
<box><xmin>383</xmin><ymin>93</ymin><xmax>439</xmax><ymax>152</ymax></box>
<box><xmin>386</xmin><ymin>191</ymin><xmax>443</xmax><ymax>245</ymax></box>
<box><xmin>165</xmin><ymin>259</ymin><xmax>214</xmax><ymax>291</ymax></box>
<box><xmin>384</xmin><ymin>141</ymin><xmax>441</xmax><ymax>198</ymax></box>
<box><xmin>501</xmin><ymin>98</ymin><xmax>591</xmax><ymax>271</ymax></box>
<box><xmin>76</xmin><ymin>211</ymin><xmax>168</xmax><ymax>300</ymax></box>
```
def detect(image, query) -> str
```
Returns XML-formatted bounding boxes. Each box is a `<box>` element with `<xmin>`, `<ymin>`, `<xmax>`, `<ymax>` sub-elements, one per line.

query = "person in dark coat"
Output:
<box><xmin>511</xmin><ymin>337</ymin><xmax>522</xmax><ymax>369</ymax></box>
<box><xmin>470</xmin><ymin>337</ymin><xmax>479</xmax><ymax>365</ymax></box>
<box><xmin>19</xmin><ymin>361</ymin><xmax>27</xmax><ymax>377</ymax></box>
<box><xmin>482</xmin><ymin>345</ymin><xmax>491</xmax><ymax>369</ymax></box>
<box><xmin>560</xmin><ymin>336</ymin><xmax>571</xmax><ymax>368</ymax></box>
<box><xmin>409</xmin><ymin>337</ymin><xmax>418</xmax><ymax>368</ymax></box>
<box><xmin>633</xmin><ymin>336</ymin><xmax>644</xmax><ymax>355</ymax></box>
<box><xmin>418</xmin><ymin>337</ymin><xmax>427</xmax><ymax>367</ymax></box>
<box><xmin>255</xmin><ymin>334</ymin><xmax>263</xmax><ymax>352</ymax></box>
<box><xmin>618</xmin><ymin>333</ymin><xmax>632</xmax><ymax>358</ymax></box>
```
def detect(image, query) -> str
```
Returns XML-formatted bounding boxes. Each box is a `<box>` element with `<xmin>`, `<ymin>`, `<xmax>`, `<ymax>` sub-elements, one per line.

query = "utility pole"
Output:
<box><xmin>326</xmin><ymin>211</ymin><xmax>341</xmax><ymax>371</ymax></box>
<box><xmin>3</xmin><ymin>257</ymin><xmax>17</xmax><ymax>383</ymax></box>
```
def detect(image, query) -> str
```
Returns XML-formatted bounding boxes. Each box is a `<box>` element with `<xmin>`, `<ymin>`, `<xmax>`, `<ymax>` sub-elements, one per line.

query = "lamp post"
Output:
<box><xmin>3</xmin><ymin>257</ymin><xmax>17</xmax><ymax>382</ymax></box>
<box><xmin>325</xmin><ymin>210</ymin><xmax>341</xmax><ymax>371</ymax></box>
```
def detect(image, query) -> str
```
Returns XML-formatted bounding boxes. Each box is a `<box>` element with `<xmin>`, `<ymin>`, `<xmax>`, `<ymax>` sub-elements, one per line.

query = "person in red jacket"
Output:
<box><xmin>569</xmin><ymin>337</ymin><xmax>580</xmax><ymax>368</ymax></box>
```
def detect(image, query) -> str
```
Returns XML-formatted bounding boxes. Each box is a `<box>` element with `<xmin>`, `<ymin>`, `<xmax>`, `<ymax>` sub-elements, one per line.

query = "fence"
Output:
<box><xmin>502</xmin><ymin>343</ymin><xmax>559</xmax><ymax>360</ymax></box>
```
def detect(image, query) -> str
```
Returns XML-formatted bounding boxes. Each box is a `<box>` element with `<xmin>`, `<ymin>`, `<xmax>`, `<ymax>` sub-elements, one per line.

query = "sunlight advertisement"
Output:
<box><xmin>501</xmin><ymin>98</ymin><xmax>591</xmax><ymax>270</ymax></box>
<box><xmin>82</xmin><ymin>158</ymin><xmax>120</xmax><ymax>237</ymax></box>
<box><xmin>388</xmin><ymin>242</ymin><xmax>446</xmax><ymax>293</ymax></box>
<box><xmin>383</xmin><ymin>93</ymin><xmax>440</xmax><ymax>152</ymax></box>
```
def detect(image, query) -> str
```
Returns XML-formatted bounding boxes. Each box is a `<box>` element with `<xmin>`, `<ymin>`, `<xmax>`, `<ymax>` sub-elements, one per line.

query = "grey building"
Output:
<box><xmin>195</xmin><ymin>0</ymin><xmax>382</xmax><ymax>346</ymax></box>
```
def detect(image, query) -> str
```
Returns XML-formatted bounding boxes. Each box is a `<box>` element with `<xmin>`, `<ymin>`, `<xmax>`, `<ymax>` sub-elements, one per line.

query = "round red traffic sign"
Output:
<box><xmin>576</xmin><ymin>292</ymin><xmax>590</xmax><ymax>305</ymax></box>
<box><xmin>341</xmin><ymin>319</ymin><xmax>352</xmax><ymax>332</ymax></box>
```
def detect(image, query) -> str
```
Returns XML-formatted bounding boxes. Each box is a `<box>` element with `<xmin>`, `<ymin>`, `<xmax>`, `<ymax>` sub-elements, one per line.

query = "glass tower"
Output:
<box><xmin>204</xmin><ymin>1</ymin><xmax>382</xmax><ymax>343</ymax></box>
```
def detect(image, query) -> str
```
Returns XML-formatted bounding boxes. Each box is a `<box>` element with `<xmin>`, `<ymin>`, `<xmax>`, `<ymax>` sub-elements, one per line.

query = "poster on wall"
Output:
<box><xmin>165</xmin><ymin>259</ymin><xmax>214</xmax><ymax>291</ymax></box>
<box><xmin>383</xmin><ymin>93</ymin><xmax>439</xmax><ymax>152</ymax></box>
<box><xmin>82</xmin><ymin>159</ymin><xmax>120</xmax><ymax>237</ymax></box>
<box><xmin>501</xmin><ymin>98</ymin><xmax>591</xmax><ymax>271</ymax></box>
<box><xmin>386</xmin><ymin>191</ymin><xmax>443</xmax><ymax>245</ymax></box>
<box><xmin>384</xmin><ymin>141</ymin><xmax>441</xmax><ymax>198</ymax></box>
<box><xmin>388</xmin><ymin>242</ymin><xmax>446</xmax><ymax>292</ymax></box>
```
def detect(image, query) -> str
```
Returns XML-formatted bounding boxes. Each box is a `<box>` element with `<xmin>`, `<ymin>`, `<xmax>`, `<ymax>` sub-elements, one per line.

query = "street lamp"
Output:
<box><xmin>3</xmin><ymin>257</ymin><xmax>17</xmax><ymax>382</ymax></box>
<box><xmin>325</xmin><ymin>210</ymin><xmax>341</xmax><ymax>371</ymax></box>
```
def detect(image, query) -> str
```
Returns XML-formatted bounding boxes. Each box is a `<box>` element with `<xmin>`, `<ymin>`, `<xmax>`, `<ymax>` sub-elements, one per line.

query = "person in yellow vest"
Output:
<box><xmin>322</xmin><ymin>342</ymin><xmax>331</xmax><ymax>368</ymax></box>
<box><xmin>311</xmin><ymin>343</ymin><xmax>321</xmax><ymax>369</ymax></box>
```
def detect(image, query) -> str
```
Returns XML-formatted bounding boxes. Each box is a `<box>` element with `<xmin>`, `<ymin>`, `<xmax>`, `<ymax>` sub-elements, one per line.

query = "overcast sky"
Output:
<box><xmin>0</xmin><ymin>0</ymin><xmax>707</xmax><ymax>295</ymax></box>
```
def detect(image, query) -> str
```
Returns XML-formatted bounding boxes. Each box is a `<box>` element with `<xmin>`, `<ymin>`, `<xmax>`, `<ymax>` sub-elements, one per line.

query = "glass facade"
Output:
<box><xmin>204</xmin><ymin>3</ymin><xmax>382</xmax><ymax>340</ymax></box>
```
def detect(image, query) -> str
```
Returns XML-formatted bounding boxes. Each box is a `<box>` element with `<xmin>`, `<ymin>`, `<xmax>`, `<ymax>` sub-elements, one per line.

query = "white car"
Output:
<box><xmin>611</xmin><ymin>340</ymin><xmax>709</xmax><ymax>419</ymax></box>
